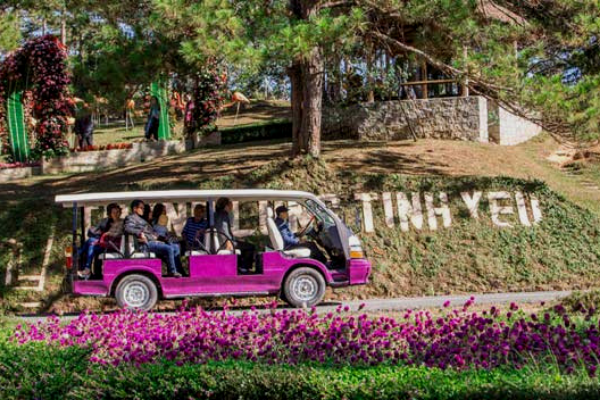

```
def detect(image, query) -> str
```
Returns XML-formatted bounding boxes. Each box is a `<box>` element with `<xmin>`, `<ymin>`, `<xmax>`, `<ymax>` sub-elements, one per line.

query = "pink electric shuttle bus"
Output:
<box><xmin>56</xmin><ymin>190</ymin><xmax>371</xmax><ymax>310</ymax></box>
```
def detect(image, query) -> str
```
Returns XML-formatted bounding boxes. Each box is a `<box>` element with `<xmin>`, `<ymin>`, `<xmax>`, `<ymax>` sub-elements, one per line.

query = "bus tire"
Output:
<box><xmin>283</xmin><ymin>267</ymin><xmax>326</xmax><ymax>308</ymax></box>
<box><xmin>115</xmin><ymin>274</ymin><xmax>158</xmax><ymax>311</ymax></box>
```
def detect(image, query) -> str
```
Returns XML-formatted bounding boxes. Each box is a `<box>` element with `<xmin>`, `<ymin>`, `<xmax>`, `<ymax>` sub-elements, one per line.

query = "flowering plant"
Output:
<box><xmin>13</xmin><ymin>300</ymin><xmax>600</xmax><ymax>376</ymax></box>
<box><xmin>184</xmin><ymin>70</ymin><xmax>225</xmax><ymax>137</ymax></box>
<box><xmin>71</xmin><ymin>143</ymin><xmax>133</xmax><ymax>152</ymax></box>
<box><xmin>0</xmin><ymin>35</ymin><xmax>72</xmax><ymax>160</ymax></box>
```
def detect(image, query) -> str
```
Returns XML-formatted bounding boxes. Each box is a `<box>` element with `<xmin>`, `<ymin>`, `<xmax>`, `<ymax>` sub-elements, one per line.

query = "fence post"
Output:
<box><xmin>2</xmin><ymin>239</ymin><xmax>23</xmax><ymax>286</ymax></box>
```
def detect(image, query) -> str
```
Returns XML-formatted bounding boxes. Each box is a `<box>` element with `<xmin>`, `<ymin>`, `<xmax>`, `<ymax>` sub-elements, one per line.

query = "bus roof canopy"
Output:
<box><xmin>55</xmin><ymin>189</ymin><xmax>320</xmax><ymax>207</ymax></box>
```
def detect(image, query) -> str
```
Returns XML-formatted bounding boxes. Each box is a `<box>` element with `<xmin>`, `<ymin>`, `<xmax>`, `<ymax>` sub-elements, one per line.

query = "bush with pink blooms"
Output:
<box><xmin>0</xmin><ymin>35</ymin><xmax>72</xmax><ymax>160</ymax></box>
<box><xmin>11</xmin><ymin>300</ymin><xmax>600</xmax><ymax>377</ymax></box>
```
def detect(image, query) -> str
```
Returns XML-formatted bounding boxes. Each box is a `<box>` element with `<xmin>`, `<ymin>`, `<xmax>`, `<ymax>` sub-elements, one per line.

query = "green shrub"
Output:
<box><xmin>220</xmin><ymin>120</ymin><xmax>292</xmax><ymax>144</ymax></box>
<box><xmin>1</xmin><ymin>342</ymin><xmax>600</xmax><ymax>400</ymax></box>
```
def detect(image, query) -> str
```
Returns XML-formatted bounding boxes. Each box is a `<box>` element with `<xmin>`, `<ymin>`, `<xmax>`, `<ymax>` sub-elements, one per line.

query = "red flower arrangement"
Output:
<box><xmin>184</xmin><ymin>70</ymin><xmax>225</xmax><ymax>137</ymax></box>
<box><xmin>0</xmin><ymin>35</ymin><xmax>72</xmax><ymax>161</ymax></box>
<box><xmin>0</xmin><ymin>161</ymin><xmax>41</xmax><ymax>169</ymax></box>
<box><xmin>71</xmin><ymin>143</ymin><xmax>134</xmax><ymax>152</ymax></box>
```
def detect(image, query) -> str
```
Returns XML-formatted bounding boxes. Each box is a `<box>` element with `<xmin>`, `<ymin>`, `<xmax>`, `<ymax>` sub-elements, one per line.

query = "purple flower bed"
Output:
<box><xmin>12</xmin><ymin>300</ymin><xmax>600</xmax><ymax>375</ymax></box>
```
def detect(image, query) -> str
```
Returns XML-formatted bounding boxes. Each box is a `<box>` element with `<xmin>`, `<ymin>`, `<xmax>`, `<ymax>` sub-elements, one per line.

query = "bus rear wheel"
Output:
<box><xmin>283</xmin><ymin>267</ymin><xmax>326</xmax><ymax>308</ymax></box>
<box><xmin>115</xmin><ymin>274</ymin><xmax>158</xmax><ymax>311</ymax></box>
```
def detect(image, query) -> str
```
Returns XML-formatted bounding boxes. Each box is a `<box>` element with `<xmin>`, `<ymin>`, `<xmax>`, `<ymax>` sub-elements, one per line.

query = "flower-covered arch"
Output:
<box><xmin>0</xmin><ymin>35</ymin><xmax>72</xmax><ymax>161</ymax></box>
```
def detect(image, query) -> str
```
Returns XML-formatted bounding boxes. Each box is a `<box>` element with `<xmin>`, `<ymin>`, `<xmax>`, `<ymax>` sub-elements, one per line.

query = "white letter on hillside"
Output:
<box><xmin>460</xmin><ymin>191</ymin><xmax>482</xmax><ymax>219</ymax></box>
<box><xmin>354</xmin><ymin>193</ymin><xmax>378</xmax><ymax>233</ymax></box>
<box><xmin>166</xmin><ymin>203</ymin><xmax>187</xmax><ymax>236</ymax></box>
<box><xmin>396</xmin><ymin>192</ymin><xmax>424</xmax><ymax>232</ymax></box>
<box><xmin>424</xmin><ymin>192</ymin><xmax>452</xmax><ymax>230</ymax></box>
<box><xmin>514</xmin><ymin>192</ymin><xmax>531</xmax><ymax>227</ymax></box>
<box><xmin>382</xmin><ymin>192</ymin><xmax>395</xmax><ymax>227</ymax></box>
<box><xmin>319</xmin><ymin>194</ymin><xmax>341</xmax><ymax>210</ymax></box>
<box><xmin>258</xmin><ymin>201</ymin><xmax>269</xmax><ymax>235</ymax></box>
<box><xmin>531</xmin><ymin>195</ymin><xmax>543</xmax><ymax>223</ymax></box>
<box><xmin>488</xmin><ymin>191</ymin><xmax>514</xmax><ymax>227</ymax></box>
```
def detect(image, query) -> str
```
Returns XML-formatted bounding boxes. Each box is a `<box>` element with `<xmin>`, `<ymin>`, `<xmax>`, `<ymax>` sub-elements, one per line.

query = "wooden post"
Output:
<box><xmin>461</xmin><ymin>46</ymin><xmax>469</xmax><ymax>97</ymax></box>
<box><xmin>421</xmin><ymin>61</ymin><xmax>428</xmax><ymax>99</ymax></box>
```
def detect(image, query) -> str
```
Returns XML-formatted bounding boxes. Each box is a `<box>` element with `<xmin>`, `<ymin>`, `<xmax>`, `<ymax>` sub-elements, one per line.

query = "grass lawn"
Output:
<box><xmin>90</xmin><ymin>100</ymin><xmax>291</xmax><ymax>146</ymax></box>
<box><xmin>92</xmin><ymin>124</ymin><xmax>146</xmax><ymax>146</ymax></box>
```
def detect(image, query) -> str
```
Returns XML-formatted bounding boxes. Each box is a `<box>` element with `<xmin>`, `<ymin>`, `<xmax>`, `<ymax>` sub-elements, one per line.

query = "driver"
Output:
<box><xmin>275</xmin><ymin>206</ymin><xmax>327</xmax><ymax>264</ymax></box>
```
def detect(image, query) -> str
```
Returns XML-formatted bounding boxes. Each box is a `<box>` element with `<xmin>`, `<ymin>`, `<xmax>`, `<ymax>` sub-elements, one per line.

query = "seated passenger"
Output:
<box><xmin>98</xmin><ymin>220</ymin><xmax>124</xmax><ymax>252</ymax></box>
<box><xmin>182</xmin><ymin>204</ymin><xmax>208</xmax><ymax>249</ymax></box>
<box><xmin>151</xmin><ymin>203</ymin><xmax>167</xmax><ymax>226</ymax></box>
<box><xmin>79</xmin><ymin>203</ymin><xmax>122</xmax><ymax>278</ymax></box>
<box><xmin>215</xmin><ymin>197</ymin><xmax>255</xmax><ymax>269</ymax></box>
<box><xmin>155</xmin><ymin>214</ymin><xmax>184</xmax><ymax>273</ymax></box>
<box><xmin>275</xmin><ymin>206</ymin><xmax>327</xmax><ymax>264</ymax></box>
<box><xmin>125</xmin><ymin>199</ymin><xmax>183</xmax><ymax>277</ymax></box>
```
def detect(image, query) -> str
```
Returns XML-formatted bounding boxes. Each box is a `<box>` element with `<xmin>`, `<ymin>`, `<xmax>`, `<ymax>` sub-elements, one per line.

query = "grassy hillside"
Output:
<box><xmin>1</xmin><ymin>138</ymin><xmax>599</xmax><ymax>312</ymax></box>
<box><xmin>2</xmin><ymin>157</ymin><xmax>600</xmax><ymax>312</ymax></box>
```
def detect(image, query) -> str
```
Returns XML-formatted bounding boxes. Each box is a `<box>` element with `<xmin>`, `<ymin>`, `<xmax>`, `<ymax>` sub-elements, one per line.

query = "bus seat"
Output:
<box><xmin>209</xmin><ymin>228</ymin><xmax>241</xmax><ymax>255</ymax></box>
<box><xmin>98</xmin><ymin>235</ymin><xmax>125</xmax><ymax>260</ymax></box>
<box><xmin>266</xmin><ymin>207</ymin><xmax>310</xmax><ymax>258</ymax></box>
<box><xmin>185</xmin><ymin>231</ymin><xmax>211</xmax><ymax>257</ymax></box>
<box><xmin>125</xmin><ymin>235</ymin><xmax>156</xmax><ymax>258</ymax></box>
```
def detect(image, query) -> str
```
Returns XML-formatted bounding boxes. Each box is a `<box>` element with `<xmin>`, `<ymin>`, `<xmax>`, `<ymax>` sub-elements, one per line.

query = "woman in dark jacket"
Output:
<box><xmin>74</xmin><ymin>106</ymin><xmax>94</xmax><ymax>149</ymax></box>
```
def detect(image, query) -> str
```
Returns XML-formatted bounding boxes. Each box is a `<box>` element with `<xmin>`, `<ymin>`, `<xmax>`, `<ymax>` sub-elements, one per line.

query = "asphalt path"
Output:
<box><xmin>9</xmin><ymin>290</ymin><xmax>573</xmax><ymax>324</ymax></box>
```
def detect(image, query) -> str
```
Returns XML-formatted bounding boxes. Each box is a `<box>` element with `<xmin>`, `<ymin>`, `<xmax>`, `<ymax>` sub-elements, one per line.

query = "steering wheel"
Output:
<box><xmin>298</xmin><ymin>216</ymin><xmax>317</xmax><ymax>237</ymax></box>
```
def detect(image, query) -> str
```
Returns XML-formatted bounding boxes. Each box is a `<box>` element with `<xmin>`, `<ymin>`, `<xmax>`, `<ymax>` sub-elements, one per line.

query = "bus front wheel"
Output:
<box><xmin>115</xmin><ymin>274</ymin><xmax>158</xmax><ymax>311</ymax></box>
<box><xmin>283</xmin><ymin>267</ymin><xmax>326</xmax><ymax>308</ymax></box>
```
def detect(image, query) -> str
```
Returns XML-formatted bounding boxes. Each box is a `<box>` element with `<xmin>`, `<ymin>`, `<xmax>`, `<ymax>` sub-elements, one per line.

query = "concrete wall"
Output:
<box><xmin>323</xmin><ymin>97</ymin><xmax>489</xmax><ymax>143</ymax></box>
<box><xmin>488</xmin><ymin>103</ymin><xmax>542</xmax><ymax>146</ymax></box>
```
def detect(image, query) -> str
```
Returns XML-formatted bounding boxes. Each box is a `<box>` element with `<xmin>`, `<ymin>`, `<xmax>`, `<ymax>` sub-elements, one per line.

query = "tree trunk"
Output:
<box><xmin>300</xmin><ymin>46</ymin><xmax>324</xmax><ymax>157</ymax></box>
<box><xmin>288</xmin><ymin>63</ymin><xmax>303</xmax><ymax>157</ymax></box>
<box><xmin>288</xmin><ymin>0</ymin><xmax>324</xmax><ymax>158</ymax></box>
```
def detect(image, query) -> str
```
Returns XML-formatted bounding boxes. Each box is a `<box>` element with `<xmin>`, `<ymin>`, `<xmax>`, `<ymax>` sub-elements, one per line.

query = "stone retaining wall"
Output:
<box><xmin>323</xmin><ymin>96</ymin><xmax>541</xmax><ymax>145</ymax></box>
<box><xmin>323</xmin><ymin>97</ymin><xmax>489</xmax><ymax>143</ymax></box>
<box><xmin>0</xmin><ymin>166</ymin><xmax>35</xmax><ymax>183</ymax></box>
<box><xmin>41</xmin><ymin>133</ymin><xmax>221</xmax><ymax>174</ymax></box>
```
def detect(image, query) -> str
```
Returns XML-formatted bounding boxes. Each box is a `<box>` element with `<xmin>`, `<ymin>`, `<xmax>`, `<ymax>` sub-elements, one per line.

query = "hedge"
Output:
<box><xmin>220</xmin><ymin>120</ymin><xmax>292</xmax><ymax>144</ymax></box>
<box><xmin>1</xmin><ymin>342</ymin><xmax>600</xmax><ymax>400</ymax></box>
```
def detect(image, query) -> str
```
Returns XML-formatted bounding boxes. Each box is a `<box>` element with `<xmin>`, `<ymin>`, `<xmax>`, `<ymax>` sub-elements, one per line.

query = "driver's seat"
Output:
<box><xmin>266</xmin><ymin>207</ymin><xmax>311</xmax><ymax>258</ymax></box>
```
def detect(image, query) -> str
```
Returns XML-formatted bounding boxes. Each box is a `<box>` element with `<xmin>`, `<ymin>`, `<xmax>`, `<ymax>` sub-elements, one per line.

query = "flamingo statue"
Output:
<box><xmin>125</xmin><ymin>99</ymin><xmax>135</xmax><ymax>130</ymax></box>
<box><xmin>225</xmin><ymin>92</ymin><xmax>250</xmax><ymax>125</ymax></box>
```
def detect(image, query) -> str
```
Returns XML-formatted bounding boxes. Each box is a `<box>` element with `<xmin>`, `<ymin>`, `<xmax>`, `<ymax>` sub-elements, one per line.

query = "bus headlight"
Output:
<box><xmin>349</xmin><ymin>235</ymin><xmax>365</xmax><ymax>259</ymax></box>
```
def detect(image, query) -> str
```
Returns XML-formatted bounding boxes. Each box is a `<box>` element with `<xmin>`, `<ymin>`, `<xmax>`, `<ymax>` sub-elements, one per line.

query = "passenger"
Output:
<box><xmin>151</xmin><ymin>203</ymin><xmax>167</xmax><ymax>226</ymax></box>
<box><xmin>125</xmin><ymin>199</ymin><xmax>183</xmax><ymax>278</ymax></box>
<box><xmin>215</xmin><ymin>197</ymin><xmax>255</xmax><ymax>269</ymax></box>
<box><xmin>142</xmin><ymin>204</ymin><xmax>152</xmax><ymax>223</ymax></box>
<box><xmin>98</xmin><ymin>220</ymin><xmax>124</xmax><ymax>253</ymax></box>
<box><xmin>153</xmin><ymin>213</ymin><xmax>184</xmax><ymax>274</ymax></box>
<box><xmin>275</xmin><ymin>206</ymin><xmax>327</xmax><ymax>264</ymax></box>
<box><xmin>79</xmin><ymin>203</ymin><xmax>122</xmax><ymax>278</ymax></box>
<box><xmin>182</xmin><ymin>204</ymin><xmax>208</xmax><ymax>249</ymax></box>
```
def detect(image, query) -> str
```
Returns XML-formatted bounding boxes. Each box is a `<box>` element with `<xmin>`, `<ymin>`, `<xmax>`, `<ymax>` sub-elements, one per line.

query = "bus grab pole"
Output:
<box><xmin>72</xmin><ymin>203</ymin><xmax>79</xmax><ymax>272</ymax></box>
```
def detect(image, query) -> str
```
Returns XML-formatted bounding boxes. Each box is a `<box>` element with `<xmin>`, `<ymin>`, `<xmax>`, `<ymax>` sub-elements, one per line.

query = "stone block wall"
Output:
<box><xmin>323</xmin><ymin>97</ymin><xmax>489</xmax><ymax>143</ymax></box>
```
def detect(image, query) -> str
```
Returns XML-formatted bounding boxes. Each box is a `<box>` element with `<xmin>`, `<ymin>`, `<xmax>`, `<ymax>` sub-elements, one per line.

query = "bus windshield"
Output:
<box><xmin>305</xmin><ymin>199</ymin><xmax>336</xmax><ymax>228</ymax></box>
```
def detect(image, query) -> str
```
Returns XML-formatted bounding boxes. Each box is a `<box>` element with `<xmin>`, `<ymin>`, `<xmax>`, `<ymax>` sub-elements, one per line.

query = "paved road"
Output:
<box><xmin>9</xmin><ymin>290</ymin><xmax>573</xmax><ymax>324</ymax></box>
